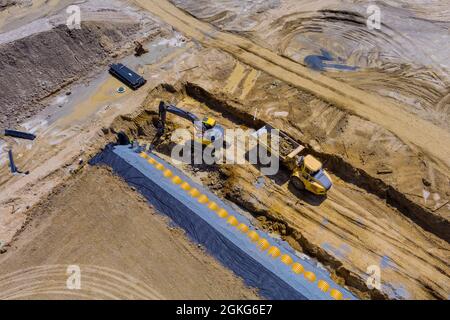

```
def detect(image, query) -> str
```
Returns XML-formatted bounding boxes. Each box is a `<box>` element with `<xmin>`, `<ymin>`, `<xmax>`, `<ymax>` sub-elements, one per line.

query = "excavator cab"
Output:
<box><xmin>291</xmin><ymin>155</ymin><xmax>332</xmax><ymax>195</ymax></box>
<box><xmin>202</xmin><ymin>117</ymin><xmax>216</xmax><ymax>130</ymax></box>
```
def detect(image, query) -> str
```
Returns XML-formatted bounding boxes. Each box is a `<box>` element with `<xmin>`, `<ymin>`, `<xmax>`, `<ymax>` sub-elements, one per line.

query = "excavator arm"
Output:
<box><xmin>151</xmin><ymin>101</ymin><xmax>202</xmax><ymax>149</ymax></box>
<box><xmin>155</xmin><ymin>101</ymin><xmax>201</xmax><ymax>138</ymax></box>
<box><xmin>151</xmin><ymin>100</ymin><xmax>224</xmax><ymax>150</ymax></box>
<box><xmin>159</xmin><ymin>101</ymin><xmax>200</xmax><ymax>127</ymax></box>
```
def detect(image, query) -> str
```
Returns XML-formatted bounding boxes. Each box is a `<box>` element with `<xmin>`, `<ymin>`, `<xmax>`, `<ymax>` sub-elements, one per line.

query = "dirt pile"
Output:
<box><xmin>0</xmin><ymin>166</ymin><xmax>259</xmax><ymax>299</ymax></box>
<box><xmin>0</xmin><ymin>21</ymin><xmax>140</xmax><ymax>129</ymax></box>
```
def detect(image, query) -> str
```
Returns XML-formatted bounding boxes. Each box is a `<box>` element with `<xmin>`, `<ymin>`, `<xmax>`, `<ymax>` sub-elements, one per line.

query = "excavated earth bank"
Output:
<box><xmin>0</xmin><ymin>21</ymin><xmax>141</xmax><ymax>129</ymax></box>
<box><xmin>103</xmin><ymin>82</ymin><xmax>450</xmax><ymax>300</ymax></box>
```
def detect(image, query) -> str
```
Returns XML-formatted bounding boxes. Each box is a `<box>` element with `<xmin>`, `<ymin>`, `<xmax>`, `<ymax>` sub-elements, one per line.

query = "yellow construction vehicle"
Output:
<box><xmin>290</xmin><ymin>155</ymin><xmax>332</xmax><ymax>195</ymax></box>
<box><xmin>252</xmin><ymin>125</ymin><xmax>332</xmax><ymax>196</ymax></box>
<box><xmin>152</xmin><ymin>101</ymin><xmax>224</xmax><ymax>148</ymax></box>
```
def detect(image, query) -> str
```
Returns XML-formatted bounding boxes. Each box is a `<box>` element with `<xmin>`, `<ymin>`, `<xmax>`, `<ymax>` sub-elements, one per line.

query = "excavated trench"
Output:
<box><xmin>104</xmin><ymin>84</ymin><xmax>388</xmax><ymax>299</ymax></box>
<box><xmin>0</xmin><ymin>0</ymin><xmax>446</xmax><ymax>301</ymax></box>
<box><xmin>103</xmin><ymin>82</ymin><xmax>450</xmax><ymax>299</ymax></box>
<box><xmin>182</xmin><ymin>83</ymin><xmax>449</xmax><ymax>244</ymax></box>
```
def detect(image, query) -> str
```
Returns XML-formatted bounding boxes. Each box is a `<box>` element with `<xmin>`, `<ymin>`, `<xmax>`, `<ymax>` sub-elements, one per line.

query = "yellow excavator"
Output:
<box><xmin>151</xmin><ymin>101</ymin><xmax>224</xmax><ymax>148</ymax></box>
<box><xmin>252</xmin><ymin>125</ymin><xmax>332</xmax><ymax>196</ymax></box>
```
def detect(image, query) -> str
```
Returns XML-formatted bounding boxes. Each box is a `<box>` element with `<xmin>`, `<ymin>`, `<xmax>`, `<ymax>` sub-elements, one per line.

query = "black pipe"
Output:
<box><xmin>4</xmin><ymin>129</ymin><xmax>36</xmax><ymax>141</ymax></box>
<box><xmin>8</xmin><ymin>150</ymin><xmax>17</xmax><ymax>173</ymax></box>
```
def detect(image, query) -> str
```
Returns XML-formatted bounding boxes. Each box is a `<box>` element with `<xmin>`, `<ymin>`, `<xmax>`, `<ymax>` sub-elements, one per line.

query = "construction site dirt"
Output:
<box><xmin>0</xmin><ymin>0</ymin><xmax>449</xmax><ymax>300</ymax></box>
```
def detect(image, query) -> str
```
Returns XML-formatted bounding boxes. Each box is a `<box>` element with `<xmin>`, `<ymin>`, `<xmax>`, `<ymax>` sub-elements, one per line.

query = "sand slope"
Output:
<box><xmin>0</xmin><ymin>166</ymin><xmax>259</xmax><ymax>300</ymax></box>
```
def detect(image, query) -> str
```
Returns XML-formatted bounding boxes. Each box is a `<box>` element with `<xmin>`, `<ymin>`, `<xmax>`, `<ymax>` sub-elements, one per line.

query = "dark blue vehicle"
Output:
<box><xmin>108</xmin><ymin>63</ymin><xmax>147</xmax><ymax>90</ymax></box>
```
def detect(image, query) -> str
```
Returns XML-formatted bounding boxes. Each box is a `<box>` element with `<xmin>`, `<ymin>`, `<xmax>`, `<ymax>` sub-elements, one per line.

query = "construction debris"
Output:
<box><xmin>377</xmin><ymin>168</ymin><xmax>393</xmax><ymax>175</ymax></box>
<box><xmin>134</xmin><ymin>41</ymin><xmax>149</xmax><ymax>56</ymax></box>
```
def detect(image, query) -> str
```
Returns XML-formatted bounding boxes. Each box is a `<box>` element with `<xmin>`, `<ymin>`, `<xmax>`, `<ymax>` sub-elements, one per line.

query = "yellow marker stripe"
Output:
<box><xmin>318</xmin><ymin>280</ymin><xmax>330</xmax><ymax>292</ymax></box>
<box><xmin>217</xmin><ymin>208</ymin><xmax>229</xmax><ymax>218</ymax></box>
<box><xmin>208</xmin><ymin>201</ymin><xmax>219</xmax><ymax>211</ymax></box>
<box><xmin>163</xmin><ymin>169</ymin><xmax>173</xmax><ymax>178</ymax></box>
<box><xmin>267</xmin><ymin>246</ymin><xmax>281</xmax><ymax>258</ymax></box>
<box><xmin>280</xmin><ymin>254</ymin><xmax>293</xmax><ymax>266</ymax></box>
<box><xmin>197</xmin><ymin>194</ymin><xmax>209</xmax><ymax>204</ymax></box>
<box><xmin>330</xmin><ymin>289</ymin><xmax>343</xmax><ymax>300</ymax></box>
<box><xmin>171</xmin><ymin>176</ymin><xmax>182</xmax><ymax>185</ymax></box>
<box><xmin>291</xmin><ymin>262</ymin><xmax>304</xmax><ymax>274</ymax></box>
<box><xmin>145</xmin><ymin>156</ymin><xmax>347</xmax><ymax>300</ymax></box>
<box><xmin>237</xmin><ymin>223</ymin><xmax>249</xmax><ymax>233</ymax></box>
<box><xmin>257</xmin><ymin>238</ymin><xmax>270</xmax><ymax>251</ymax></box>
<box><xmin>180</xmin><ymin>182</ymin><xmax>191</xmax><ymax>191</ymax></box>
<box><xmin>189</xmin><ymin>188</ymin><xmax>201</xmax><ymax>198</ymax></box>
<box><xmin>140</xmin><ymin>152</ymin><xmax>148</xmax><ymax>159</ymax></box>
<box><xmin>227</xmin><ymin>216</ymin><xmax>239</xmax><ymax>226</ymax></box>
<box><xmin>304</xmin><ymin>271</ymin><xmax>316</xmax><ymax>282</ymax></box>
<box><xmin>247</xmin><ymin>230</ymin><xmax>259</xmax><ymax>242</ymax></box>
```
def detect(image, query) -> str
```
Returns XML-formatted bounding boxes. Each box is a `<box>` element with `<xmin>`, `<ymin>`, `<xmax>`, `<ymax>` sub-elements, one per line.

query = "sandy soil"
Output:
<box><xmin>172</xmin><ymin>0</ymin><xmax>450</xmax><ymax>126</ymax></box>
<box><xmin>116</xmin><ymin>83</ymin><xmax>449</xmax><ymax>300</ymax></box>
<box><xmin>0</xmin><ymin>166</ymin><xmax>259</xmax><ymax>300</ymax></box>
<box><xmin>0</xmin><ymin>21</ymin><xmax>143</xmax><ymax>129</ymax></box>
<box><xmin>0</xmin><ymin>0</ymin><xmax>449</xmax><ymax>301</ymax></box>
<box><xmin>130</xmin><ymin>1</ymin><xmax>450</xmax><ymax>232</ymax></box>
